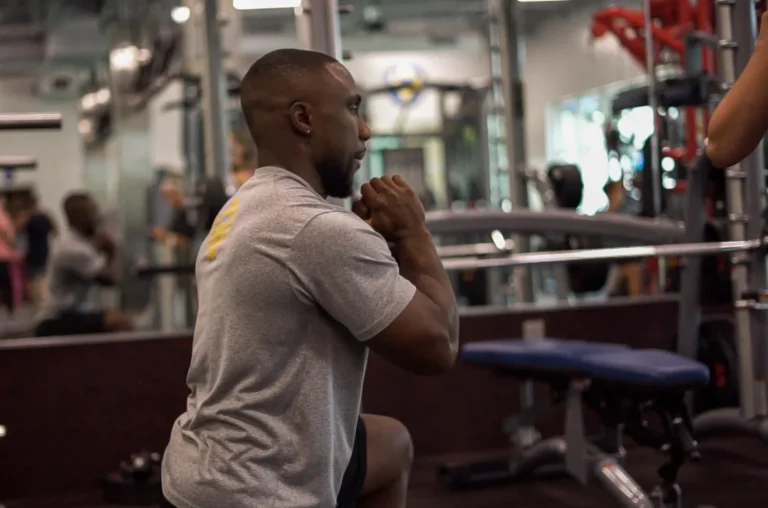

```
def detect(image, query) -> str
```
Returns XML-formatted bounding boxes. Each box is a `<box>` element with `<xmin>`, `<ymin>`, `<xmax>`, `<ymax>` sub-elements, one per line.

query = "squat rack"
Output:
<box><xmin>430</xmin><ymin>0</ymin><xmax>768</xmax><ymax>439</ymax></box>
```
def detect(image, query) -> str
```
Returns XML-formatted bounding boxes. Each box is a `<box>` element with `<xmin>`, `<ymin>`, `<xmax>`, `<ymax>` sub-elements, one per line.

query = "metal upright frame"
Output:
<box><xmin>730</xmin><ymin>0</ymin><xmax>768</xmax><ymax>418</ymax></box>
<box><xmin>487</xmin><ymin>0</ymin><xmax>534</xmax><ymax>303</ymax></box>
<box><xmin>198</xmin><ymin>0</ymin><xmax>231</xmax><ymax>181</ymax></box>
<box><xmin>682</xmin><ymin>0</ymin><xmax>768</xmax><ymax>439</ymax></box>
<box><xmin>642</xmin><ymin>0</ymin><xmax>663</xmax><ymax>219</ymax></box>
<box><xmin>296</xmin><ymin>0</ymin><xmax>343</xmax><ymax>59</ymax></box>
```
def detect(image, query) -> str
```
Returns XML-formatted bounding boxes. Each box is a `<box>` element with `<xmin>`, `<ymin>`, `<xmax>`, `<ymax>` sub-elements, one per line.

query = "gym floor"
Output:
<box><xmin>410</xmin><ymin>438</ymin><xmax>768</xmax><ymax>508</ymax></box>
<box><xmin>6</xmin><ymin>437</ymin><xmax>766</xmax><ymax>508</ymax></box>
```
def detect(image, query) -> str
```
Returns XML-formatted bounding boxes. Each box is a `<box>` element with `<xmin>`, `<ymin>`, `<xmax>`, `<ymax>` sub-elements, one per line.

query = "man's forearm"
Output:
<box><xmin>396</xmin><ymin>230</ymin><xmax>459</xmax><ymax>350</ymax></box>
<box><xmin>707</xmin><ymin>42</ymin><xmax>768</xmax><ymax>167</ymax></box>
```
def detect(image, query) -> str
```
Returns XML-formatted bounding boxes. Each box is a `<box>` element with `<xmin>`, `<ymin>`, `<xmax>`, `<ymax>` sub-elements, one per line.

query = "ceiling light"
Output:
<box><xmin>171</xmin><ymin>6</ymin><xmax>191</xmax><ymax>23</ymax></box>
<box><xmin>233</xmin><ymin>0</ymin><xmax>301</xmax><ymax>10</ymax></box>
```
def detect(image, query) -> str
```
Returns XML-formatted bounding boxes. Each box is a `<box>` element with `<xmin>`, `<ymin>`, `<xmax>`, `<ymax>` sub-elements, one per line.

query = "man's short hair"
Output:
<box><xmin>239</xmin><ymin>49</ymin><xmax>339</xmax><ymax>141</ymax></box>
<box><xmin>62</xmin><ymin>192</ymin><xmax>92</xmax><ymax>222</ymax></box>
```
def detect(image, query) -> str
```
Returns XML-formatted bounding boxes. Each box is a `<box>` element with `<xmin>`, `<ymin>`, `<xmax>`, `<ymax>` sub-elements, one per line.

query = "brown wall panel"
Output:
<box><xmin>0</xmin><ymin>298</ymin><xmax>681</xmax><ymax>501</ymax></box>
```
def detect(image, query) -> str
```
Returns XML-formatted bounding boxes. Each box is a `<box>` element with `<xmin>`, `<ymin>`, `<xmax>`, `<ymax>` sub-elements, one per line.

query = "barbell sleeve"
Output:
<box><xmin>436</xmin><ymin>240</ymin><xmax>515</xmax><ymax>258</ymax></box>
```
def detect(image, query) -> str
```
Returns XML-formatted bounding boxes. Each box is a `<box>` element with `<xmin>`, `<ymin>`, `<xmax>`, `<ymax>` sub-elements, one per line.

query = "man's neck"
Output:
<box><xmin>258</xmin><ymin>152</ymin><xmax>327</xmax><ymax>197</ymax></box>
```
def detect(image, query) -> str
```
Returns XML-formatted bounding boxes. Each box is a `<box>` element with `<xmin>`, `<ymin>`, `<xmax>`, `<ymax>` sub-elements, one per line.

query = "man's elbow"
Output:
<box><xmin>416</xmin><ymin>328</ymin><xmax>458</xmax><ymax>375</ymax></box>
<box><xmin>705</xmin><ymin>140</ymin><xmax>733</xmax><ymax>169</ymax></box>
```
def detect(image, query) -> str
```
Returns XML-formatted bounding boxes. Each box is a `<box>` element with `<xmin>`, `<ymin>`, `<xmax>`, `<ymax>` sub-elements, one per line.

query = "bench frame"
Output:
<box><xmin>439</xmin><ymin>365</ymin><xmax>699</xmax><ymax>508</ymax></box>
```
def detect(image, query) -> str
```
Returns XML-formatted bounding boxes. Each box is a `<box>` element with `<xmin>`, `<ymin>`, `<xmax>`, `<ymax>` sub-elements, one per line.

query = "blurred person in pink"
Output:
<box><xmin>0</xmin><ymin>197</ymin><xmax>22</xmax><ymax>314</ymax></box>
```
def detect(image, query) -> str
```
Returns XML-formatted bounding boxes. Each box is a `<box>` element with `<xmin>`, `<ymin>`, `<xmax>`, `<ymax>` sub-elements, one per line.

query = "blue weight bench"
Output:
<box><xmin>438</xmin><ymin>339</ymin><xmax>710</xmax><ymax>508</ymax></box>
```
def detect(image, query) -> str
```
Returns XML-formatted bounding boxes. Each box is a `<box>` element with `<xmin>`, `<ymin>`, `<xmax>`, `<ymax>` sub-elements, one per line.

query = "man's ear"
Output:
<box><xmin>288</xmin><ymin>101</ymin><xmax>312</xmax><ymax>137</ymax></box>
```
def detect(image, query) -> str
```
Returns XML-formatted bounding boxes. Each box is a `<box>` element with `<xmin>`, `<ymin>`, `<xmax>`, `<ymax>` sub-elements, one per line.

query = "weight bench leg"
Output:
<box><xmin>593</xmin><ymin>456</ymin><xmax>654</xmax><ymax>508</ymax></box>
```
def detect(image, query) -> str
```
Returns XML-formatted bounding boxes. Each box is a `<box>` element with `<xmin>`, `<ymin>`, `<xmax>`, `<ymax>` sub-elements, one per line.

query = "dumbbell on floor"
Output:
<box><xmin>102</xmin><ymin>450</ymin><xmax>163</xmax><ymax>505</ymax></box>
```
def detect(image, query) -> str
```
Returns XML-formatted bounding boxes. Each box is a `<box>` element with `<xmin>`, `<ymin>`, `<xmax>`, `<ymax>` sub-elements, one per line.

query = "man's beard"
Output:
<box><xmin>318</xmin><ymin>161</ymin><xmax>354</xmax><ymax>199</ymax></box>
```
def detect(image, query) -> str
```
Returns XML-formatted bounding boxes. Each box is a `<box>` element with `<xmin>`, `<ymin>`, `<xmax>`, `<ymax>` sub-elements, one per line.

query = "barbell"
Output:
<box><xmin>0</xmin><ymin>156</ymin><xmax>37</xmax><ymax>170</ymax></box>
<box><xmin>0</xmin><ymin>113</ymin><xmax>62</xmax><ymax>131</ymax></box>
<box><xmin>440</xmin><ymin>237</ymin><xmax>765</xmax><ymax>272</ymax></box>
<box><xmin>133</xmin><ymin>239</ymin><xmax>515</xmax><ymax>278</ymax></box>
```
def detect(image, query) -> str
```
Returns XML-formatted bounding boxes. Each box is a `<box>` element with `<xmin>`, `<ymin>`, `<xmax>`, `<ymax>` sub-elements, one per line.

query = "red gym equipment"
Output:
<box><xmin>591</xmin><ymin>0</ymin><xmax>767</xmax><ymax>163</ymax></box>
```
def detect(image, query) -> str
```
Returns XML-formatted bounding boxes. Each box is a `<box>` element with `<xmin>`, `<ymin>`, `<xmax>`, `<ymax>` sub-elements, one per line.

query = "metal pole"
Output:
<box><xmin>716</xmin><ymin>0</ymin><xmax>758</xmax><ymax>419</ymax></box>
<box><xmin>736</xmin><ymin>0</ymin><xmax>767</xmax><ymax>411</ymax></box>
<box><xmin>523</xmin><ymin>168</ymin><xmax>570</xmax><ymax>300</ymax></box>
<box><xmin>489</xmin><ymin>0</ymin><xmax>533</xmax><ymax>303</ymax></box>
<box><xmin>181</xmin><ymin>79</ymin><xmax>203</xmax><ymax>182</ymax></box>
<box><xmin>198</xmin><ymin>0</ymin><xmax>231</xmax><ymax>181</ymax></box>
<box><xmin>643</xmin><ymin>0</ymin><xmax>666</xmax><ymax>291</ymax></box>
<box><xmin>296</xmin><ymin>0</ymin><xmax>347</xmax><ymax>208</ymax></box>
<box><xmin>297</xmin><ymin>0</ymin><xmax>343</xmax><ymax>59</ymax></box>
<box><xmin>676</xmin><ymin>153</ymin><xmax>710</xmax><ymax>362</ymax></box>
<box><xmin>643</xmin><ymin>0</ymin><xmax>662</xmax><ymax>217</ymax></box>
<box><xmin>731</xmin><ymin>0</ymin><xmax>768</xmax><ymax>417</ymax></box>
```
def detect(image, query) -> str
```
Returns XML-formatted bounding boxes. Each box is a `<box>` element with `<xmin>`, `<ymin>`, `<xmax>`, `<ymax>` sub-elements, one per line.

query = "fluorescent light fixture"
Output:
<box><xmin>110</xmin><ymin>45</ymin><xmax>141</xmax><ymax>71</ymax></box>
<box><xmin>171</xmin><ymin>6</ymin><xmax>191</xmax><ymax>23</ymax></box>
<box><xmin>234</xmin><ymin>0</ymin><xmax>301</xmax><ymax>10</ymax></box>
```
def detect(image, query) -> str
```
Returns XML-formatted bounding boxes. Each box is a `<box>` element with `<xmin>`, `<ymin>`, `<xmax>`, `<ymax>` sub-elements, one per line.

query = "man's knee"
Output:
<box><xmin>104</xmin><ymin>312</ymin><xmax>133</xmax><ymax>332</ymax></box>
<box><xmin>390</xmin><ymin>419</ymin><xmax>414</xmax><ymax>472</ymax></box>
<box><xmin>363</xmin><ymin>414</ymin><xmax>414</xmax><ymax>474</ymax></box>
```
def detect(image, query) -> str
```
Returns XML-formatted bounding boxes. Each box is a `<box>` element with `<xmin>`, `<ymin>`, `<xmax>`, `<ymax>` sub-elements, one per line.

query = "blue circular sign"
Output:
<box><xmin>383</xmin><ymin>63</ymin><xmax>427</xmax><ymax>106</ymax></box>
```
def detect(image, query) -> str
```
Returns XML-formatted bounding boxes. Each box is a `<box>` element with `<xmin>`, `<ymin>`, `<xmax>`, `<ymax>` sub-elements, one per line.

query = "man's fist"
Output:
<box><xmin>358</xmin><ymin>175</ymin><xmax>427</xmax><ymax>242</ymax></box>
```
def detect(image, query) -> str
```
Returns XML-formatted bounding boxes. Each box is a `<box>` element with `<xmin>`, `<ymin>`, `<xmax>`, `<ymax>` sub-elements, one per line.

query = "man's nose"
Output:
<box><xmin>359</xmin><ymin>119</ymin><xmax>371</xmax><ymax>141</ymax></box>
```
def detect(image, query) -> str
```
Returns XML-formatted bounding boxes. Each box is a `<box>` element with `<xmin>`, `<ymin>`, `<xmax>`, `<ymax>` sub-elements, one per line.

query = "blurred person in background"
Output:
<box><xmin>602</xmin><ymin>179</ymin><xmax>643</xmax><ymax>296</ymax></box>
<box><xmin>23</xmin><ymin>194</ymin><xmax>56</xmax><ymax>306</ymax></box>
<box><xmin>152</xmin><ymin>131</ymin><xmax>256</xmax><ymax>246</ymax></box>
<box><xmin>0</xmin><ymin>196</ymin><xmax>21</xmax><ymax>314</ymax></box>
<box><xmin>230</xmin><ymin>130</ymin><xmax>256</xmax><ymax>189</ymax></box>
<box><xmin>35</xmin><ymin>192</ymin><xmax>132</xmax><ymax>337</ymax></box>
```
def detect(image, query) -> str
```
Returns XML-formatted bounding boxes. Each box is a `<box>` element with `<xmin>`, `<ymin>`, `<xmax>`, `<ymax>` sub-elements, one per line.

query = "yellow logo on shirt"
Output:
<box><xmin>206</xmin><ymin>199</ymin><xmax>240</xmax><ymax>261</ymax></box>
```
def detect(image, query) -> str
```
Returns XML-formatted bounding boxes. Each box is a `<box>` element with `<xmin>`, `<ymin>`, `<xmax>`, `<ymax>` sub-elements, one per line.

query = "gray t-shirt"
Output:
<box><xmin>162</xmin><ymin>166</ymin><xmax>416</xmax><ymax>508</ymax></box>
<box><xmin>37</xmin><ymin>228</ymin><xmax>105</xmax><ymax>320</ymax></box>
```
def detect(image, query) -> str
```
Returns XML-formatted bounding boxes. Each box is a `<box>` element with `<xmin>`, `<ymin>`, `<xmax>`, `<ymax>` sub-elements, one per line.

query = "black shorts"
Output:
<box><xmin>0</xmin><ymin>261</ymin><xmax>13</xmax><ymax>312</ymax></box>
<box><xmin>34</xmin><ymin>311</ymin><xmax>107</xmax><ymax>337</ymax></box>
<box><xmin>336</xmin><ymin>416</ymin><xmax>368</xmax><ymax>508</ymax></box>
<box><xmin>160</xmin><ymin>417</ymin><xmax>368</xmax><ymax>508</ymax></box>
<box><xmin>25</xmin><ymin>263</ymin><xmax>46</xmax><ymax>278</ymax></box>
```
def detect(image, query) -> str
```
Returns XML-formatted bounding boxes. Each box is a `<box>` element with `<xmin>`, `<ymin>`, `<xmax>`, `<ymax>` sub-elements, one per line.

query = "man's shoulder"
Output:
<box><xmin>238</xmin><ymin>170</ymin><xmax>348</xmax><ymax>229</ymax></box>
<box><xmin>293</xmin><ymin>210</ymin><xmax>383</xmax><ymax>255</ymax></box>
<box><xmin>302</xmin><ymin>209</ymin><xmax>362</xmax><ymax>231</ymax></box>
